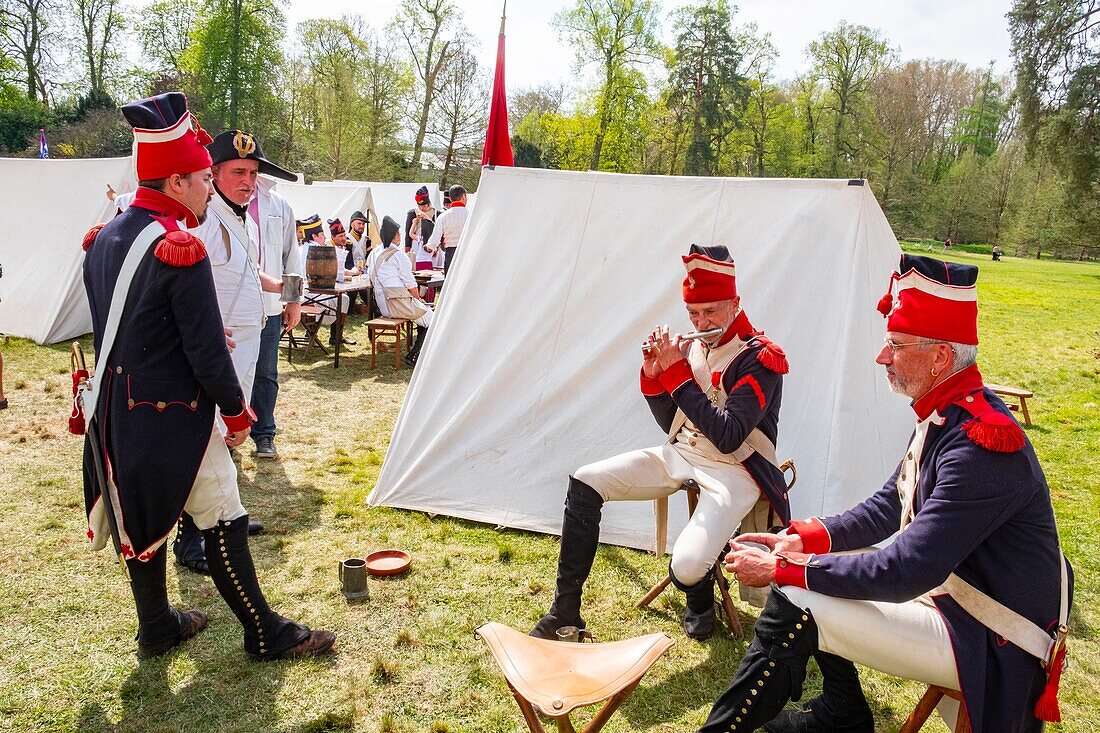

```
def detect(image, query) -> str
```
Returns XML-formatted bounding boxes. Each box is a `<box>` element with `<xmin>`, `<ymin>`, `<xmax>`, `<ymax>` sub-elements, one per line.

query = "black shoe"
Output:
<box><xmin>402</xmin><ymin>352</ymin><xmax>417</xmax><ymax>367</ymax></box>
<box><xmin>529</xmin><ymin>478</ymin><xmax>604</xmax><ymax>640</ymax></box>
<box><xmin>764</xmin><ymin>705</ymin><xmax>874</xmax><ymax>733</ymax></box>
<box><xmin>329</xmin><ymin>336</ymin><xmax>356</xmax><ymax>346</ymax></box>
<box><xmin>254</xmin><ymin>436</ymin><xmax>277</xmax><ymax>459</ymax></box>
<box><xmin>137</xmin><ymin>610</ymin><xmax>208</xmax><ymax>659</ymax></box>
<box><xmin>683</xmin><ymin>604</ymin><xmax>716</xmax><ymax>641</ymax></box>
<box><xmin>173</xmin><ymin>514</ymin><xmax>208</xmax><ymax>575</ymax></box>
<box><xmin>248</xmin><ymin>520</ymin><xmax>264</xmax><ymax>535</ymax></box>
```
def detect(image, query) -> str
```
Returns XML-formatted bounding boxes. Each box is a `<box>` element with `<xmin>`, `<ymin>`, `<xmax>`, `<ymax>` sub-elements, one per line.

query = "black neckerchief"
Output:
<box><xmin>214</xmin><ymin>182</ymin><xmax>249</xmax><ymax>221</ymax></box>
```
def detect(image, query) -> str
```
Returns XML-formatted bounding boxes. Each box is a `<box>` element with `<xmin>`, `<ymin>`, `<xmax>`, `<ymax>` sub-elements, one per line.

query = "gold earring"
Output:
<box><xmin>931</xmin><ymin>368</ymin><xmax>939</xmax><ymax>377</ymax></box>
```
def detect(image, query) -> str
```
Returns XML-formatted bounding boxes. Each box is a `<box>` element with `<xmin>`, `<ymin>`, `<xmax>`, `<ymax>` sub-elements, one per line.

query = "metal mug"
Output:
<box><xmin>281</xmin><ymin>273</ymin><xmax>303</xmax><ymax>302</ymax></box>
<box><xmin>338</xmin><ymin>558</ymin><xmax>369</xmax><ymax>599</ymax></box>
<box><xmin>555</xmin><ymin>626</ymin><xmax>593</xmax><ymax>643</ymax></box>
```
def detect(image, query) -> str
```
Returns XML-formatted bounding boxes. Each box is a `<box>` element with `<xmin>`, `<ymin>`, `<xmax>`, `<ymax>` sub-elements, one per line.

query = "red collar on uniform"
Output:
<box><xmin>131</xmin><ymin>186</ymin><xmax>200</xmax><ymax>227</ymax></box>
<box><xmin>911</xmin><ymin>364</ymin><xmax>984</xmax><ymax>421</ymax></box>
<box><xmin>449</xmin><ymin>201</ymin><xmax>466</xmax><ymax>208</ymax></box>
<box><xmin>714</xmin><ymin>310</ymin><xmax>756</xmax><ymax>347</ymax></box>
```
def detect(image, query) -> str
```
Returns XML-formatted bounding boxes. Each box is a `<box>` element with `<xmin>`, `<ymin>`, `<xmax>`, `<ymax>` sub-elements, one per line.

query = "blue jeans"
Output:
<box><xmin>251</xmin><ymin>315</ymin><xmax>283</xmax><ymax>441</ymax></box>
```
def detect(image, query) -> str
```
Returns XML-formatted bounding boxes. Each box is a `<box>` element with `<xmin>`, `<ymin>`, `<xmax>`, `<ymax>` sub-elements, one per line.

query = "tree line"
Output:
<box><xmin>1</xmin><ymin>0</ymin><xmax>1096</xmax><ymax>259</ymax></box>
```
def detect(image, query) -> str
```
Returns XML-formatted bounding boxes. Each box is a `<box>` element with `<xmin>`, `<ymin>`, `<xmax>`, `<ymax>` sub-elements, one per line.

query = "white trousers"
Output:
<box><xmin>782</xmin><ymin>586</ymin><xmax>962</xmax><ymax>725</ymax></box>
<box><xmin>217</xmin><ymin>320</ymin><xmax>262</xmax><ymax>437</ymax></box>
<box><xmin>183</xmin><ymin>426</ymin><xmax>248</xmax><ymax>530</ymax></box>
<box><xmin>574</xmin><ymin>442</ymin><xmax>760</xmax><ymax>585</ymax></box>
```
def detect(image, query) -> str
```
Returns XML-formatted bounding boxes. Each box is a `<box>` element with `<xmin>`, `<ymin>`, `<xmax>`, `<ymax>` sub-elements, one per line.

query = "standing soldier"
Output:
<box><xmin>81</xmin><ymin>92</ymin><xmax>335</xmax><ymax>660</ymax></box>
<box><xmin>172</xmin><ymin>129</ymin><xmax>301</xmax><ymax>571</ymax></box>
<box><xmin>710</xmin><ymin>254</ymin><xmax>1071</xmax><ymax>733</ymax></box>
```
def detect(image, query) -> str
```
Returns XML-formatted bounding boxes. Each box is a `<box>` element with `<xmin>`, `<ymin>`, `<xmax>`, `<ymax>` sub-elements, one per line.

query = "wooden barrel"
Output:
<box><xmin>306</xmin><ymin>245</ymin><xmax>338</xmax><ymax>289</ymax></box>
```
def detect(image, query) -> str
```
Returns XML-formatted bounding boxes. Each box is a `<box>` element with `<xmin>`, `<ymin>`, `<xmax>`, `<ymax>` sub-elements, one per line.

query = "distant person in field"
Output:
<box><xmin>992</xmin><ymin>244</ymin><xmax>1002</xmax><ymax>261</ymax></box>
<box><xmin>405</xmin><ymin>186</ymin><xmax>438</xmax><ymax>302</ymax></box>
<box><xmin>425</xmin><ymin>184</ymin><xmax>468</xmax><ymax>274</ymax></box>
<box><xmin>943</xmin><ymin>237</ymin><xmax>953</xmax><ymax>253</ymax></box>
<box><xmin>369</xmin><ymin>215</ymin><xmax>432</xmax><ymax>366</ymax></box>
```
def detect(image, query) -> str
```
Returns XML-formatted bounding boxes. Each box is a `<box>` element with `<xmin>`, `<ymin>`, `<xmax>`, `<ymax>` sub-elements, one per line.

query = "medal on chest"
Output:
<box><xmin>708</xmin><ymin>371</ymin><xmax>723</xmax><ymax>405</ymax></box>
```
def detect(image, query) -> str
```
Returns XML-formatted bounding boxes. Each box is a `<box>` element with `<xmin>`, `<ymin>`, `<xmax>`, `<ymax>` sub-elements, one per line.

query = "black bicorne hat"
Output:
<box><xmin>207</xmin><ymin>130</ymin><xmax>296</xmax><ymax>181</ymax></box>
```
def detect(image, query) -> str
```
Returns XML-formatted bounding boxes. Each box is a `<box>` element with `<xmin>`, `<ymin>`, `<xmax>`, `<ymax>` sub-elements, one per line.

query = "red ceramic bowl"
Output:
<box><xmin>365</xmin><ymin>549</ymin><xmax>412</xmax><ymax>576</ymax></box>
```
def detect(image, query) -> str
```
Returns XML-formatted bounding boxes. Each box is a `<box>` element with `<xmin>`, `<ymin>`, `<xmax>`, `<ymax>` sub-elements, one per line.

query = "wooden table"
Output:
<box><xmin>303</xmin><ymin>280</ymin><xmax>371</xmax><ymax>368</ymax></box>
<box><xmin>414</xmin><ymin>269</ymin><xmax>445</xmax><ymax>300</ymax></box>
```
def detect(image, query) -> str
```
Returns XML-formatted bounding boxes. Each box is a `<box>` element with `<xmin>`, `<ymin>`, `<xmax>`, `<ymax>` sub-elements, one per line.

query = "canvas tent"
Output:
<box><xmin>272</xmin><ymin>182</ymin><xmax>380</xmax><ymax>246</ymax></box>
<box><xmin>368</xmin><ymin>167</ymin><xmax>915</xmax><ymax>551</ymax></box>
<box><xmin>316</xmin><ymin>181</ymin><xmax>441</xmax><ymax>233</ymax></box>
<box><xmin>0</xmin><ymin>156</ymin><xmax>135</xmax><ymax>344</ymax></box>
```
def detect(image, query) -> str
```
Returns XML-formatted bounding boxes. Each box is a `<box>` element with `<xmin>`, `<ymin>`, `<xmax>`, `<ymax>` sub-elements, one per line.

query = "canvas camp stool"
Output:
<box><xmin>282</xmin><ymin>305</ymin><xmax>328</xmax><ymax>362</ymax></box>
<box><xmin>900</xmin><ymin>685</ymin><xmax>970</xmax><ymax>733</ymax></box>
<box><xmin>475</xmin><ymin>622</ymin><xmax>674</xmax><ymax>733</ymax></box>
<box><xmin>637</xmin><ymin>460</ymin><xmax>798</xmax><ymax>638</ymax></box>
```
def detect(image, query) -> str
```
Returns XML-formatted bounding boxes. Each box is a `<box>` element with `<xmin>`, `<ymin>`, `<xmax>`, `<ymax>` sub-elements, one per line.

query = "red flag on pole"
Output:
<box><xmin>481</xmin><ymin>2</ymin><xmax>514</xmax><ymax>167</ymax></box>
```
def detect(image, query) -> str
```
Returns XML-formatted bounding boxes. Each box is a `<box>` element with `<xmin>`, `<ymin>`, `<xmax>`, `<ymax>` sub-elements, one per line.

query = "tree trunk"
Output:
<box><xmin>228</xmin><ymin>0</ymin><xmax>243</xmax><ymax>128</ymax></box>
<box><xmin>590</xmin><ymin>58</ymin><xmax>615</xmax><ymax>171</ymax></box>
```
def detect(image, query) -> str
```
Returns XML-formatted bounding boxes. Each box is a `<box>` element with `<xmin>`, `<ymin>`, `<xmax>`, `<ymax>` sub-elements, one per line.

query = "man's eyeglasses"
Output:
<box><xmin>882</xmin><ymin>338</ymin><xmax>930</xmax><ymax>353</ymax></box>
<box><xmin>880</xmin><ymin>336</ymin><xmax>950</xmax><ymax>354</ymax></box>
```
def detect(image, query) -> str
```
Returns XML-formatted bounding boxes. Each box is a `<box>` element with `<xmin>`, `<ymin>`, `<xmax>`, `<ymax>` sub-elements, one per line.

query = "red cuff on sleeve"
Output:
<box><xmin>640</xmin><ymin>368</ymin><xmax>665</xmax><ymax>397</ymax></box>
<box><xmin>788</xmin><ymin>517</ymin><xmax>831</xmax><ymax>554</ymax></box>
<box><xmin>222</xmin><ymin>401</ymin><xmax>256</xmax><ymax>432</ymax></box>
<box><xmin>773</xmin><ymin>552</ymin><xmax>810</xmax><ymax>588</ymax></box>
<box><xmin>657</xmin><ymin>359</ymin><xmax>694</xmax><ymax>394</ymax></box>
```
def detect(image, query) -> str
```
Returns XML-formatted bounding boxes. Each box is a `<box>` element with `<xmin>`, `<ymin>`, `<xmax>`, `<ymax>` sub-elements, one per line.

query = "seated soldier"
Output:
<box><xmin>368</xmin><ymin>215</ymin><xmax>432</xmax><ymax>366</ymax></box>
<box><xmin>297</xmin><ymin>215</ymin><xmax>353</xmax><ymax>346</ymax></box>
<box><xmin>707</xmin><ymin>254</ymin><xmax>1072</xmax><ymax>733</ymax></box>
<box><xmin>530</xmin><ymin>245</ymin><xmax>791</xmax><ymax>642</ymax></box>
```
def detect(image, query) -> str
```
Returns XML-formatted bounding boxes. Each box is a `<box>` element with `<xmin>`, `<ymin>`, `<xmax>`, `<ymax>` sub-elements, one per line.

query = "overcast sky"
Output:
<box><xmin>277</xmin><ymin>0</ymin><xmax>1015</xmax><ymax>90</ymax></box>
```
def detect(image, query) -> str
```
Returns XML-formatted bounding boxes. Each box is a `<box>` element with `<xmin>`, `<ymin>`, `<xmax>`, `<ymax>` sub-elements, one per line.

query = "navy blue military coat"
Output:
<box><xmin>641</xmin><ymin>310</ymin><xmax>791</xmax><ymax>526</ymax></box>
<box><xmin>82</xmin><ymin>187</ymin><xmax>248</xmax><ymax>561</ymax></box>
<box><xmin>780</xmin><ymin>365</ymin><xmax>1070</xmax><ymax>733</ymax></box>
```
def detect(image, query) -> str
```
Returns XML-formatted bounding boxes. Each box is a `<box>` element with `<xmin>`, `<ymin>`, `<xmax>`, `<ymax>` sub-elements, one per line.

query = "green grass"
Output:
<box><xmin>0</xmin><ymin>251</ymin><xmax>1097</xmax><ymax>732</ymax></box>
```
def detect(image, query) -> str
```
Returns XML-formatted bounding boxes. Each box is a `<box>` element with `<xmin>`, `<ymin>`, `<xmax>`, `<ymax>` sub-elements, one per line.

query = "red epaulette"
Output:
<box><xmin>82</xmin><ymin>223</ymin><xmax>105</xmax><ymax>252</ymax></box>
<box><xmin>154</xmin><ymin>230</ymin><xmax>207</xmax><ymax>267</ymax></box>
<box><xmin>955</xmin><ymin>390</ymin><xmax>1025</xmax><ymax>453</ymax></box>
<box><xmin>751</xmin><ymin>334</ymin><xmax>789</xmax><ymax>374</ymax></box>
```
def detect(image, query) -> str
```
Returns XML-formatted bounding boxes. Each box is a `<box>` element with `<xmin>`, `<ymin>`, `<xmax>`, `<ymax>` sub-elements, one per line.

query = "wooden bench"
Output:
<box><xmin>986</xmin><ymin>383</ymin><xmax>1034</xmax><ymax>426</ymax></box>
<box><xmin>365</xmin><ymin>317</ymin><xmax>413</xmax><ymax>369</ymax></box>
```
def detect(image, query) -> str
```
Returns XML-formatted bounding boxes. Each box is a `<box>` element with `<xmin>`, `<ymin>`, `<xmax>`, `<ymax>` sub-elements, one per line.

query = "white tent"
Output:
<box><xmin>272</xmin><ymin>181</ymin><xmax>380</xmax><ymax>245</ymax></box>
<box><xmin>368</xmin><ymin>167</ymin><xmax>914</xmax><ymax>551</ymax></box>
<box><xmin>0</xmin><ymin>156</ymin><xmax>135</xmax><ymax>344</ymax></box>
<box><xmin>317</xmin><ymin>180</ymin><xmax>441</xmax><ymax>230</ymax></box>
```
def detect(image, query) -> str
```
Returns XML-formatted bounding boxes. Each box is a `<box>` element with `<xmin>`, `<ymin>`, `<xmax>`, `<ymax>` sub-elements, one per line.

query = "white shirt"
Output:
<box><xmin>426</xmin><ymin>203</ymin><xmax>468</xmax><ymax>252</ymax></box>
<box><xmin>191</xmin><ymin>195</ymin><xmax>265</xmax><ymax>327</ymax></box>
<box><xmin>252</xmin><ymin>178</ymin><xmax>302</xmax><ymax>317</ymax></box>
<box><xmin>369</xmin><ymin>244</ymin><xmax>416</xmax><ymax>318</ymax></box>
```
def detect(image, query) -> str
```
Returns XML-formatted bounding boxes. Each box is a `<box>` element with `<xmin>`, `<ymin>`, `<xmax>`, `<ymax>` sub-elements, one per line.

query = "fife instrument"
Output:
<box><xmin>642</xmin><ymin>327</ymin><xmax>723</xmax><ymax>354</ymax></box>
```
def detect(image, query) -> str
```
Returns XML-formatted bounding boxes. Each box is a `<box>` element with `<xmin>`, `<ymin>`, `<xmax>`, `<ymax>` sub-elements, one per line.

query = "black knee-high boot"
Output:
<box><xmin>670</xmin><ymin>565</ymin><xmax>716</xmax><ymax>641</ymax></box>
<box><xmin>698</xmin><ymin>587</ymin><xmax>817</xmax><ymax>733</ymax></box>
<box><xmin>530</xmin><ymin>477</ymin><xmax>604</xmax><ymax>640</ymax></box>
<box><xmin>764</xmin><ymin>652</ymin><xmax>873</xmax><ymax>733</ymax></box>
<box><xmin>173</xmin><ymin>513</ymin><xmax>208</xmax><ymax>574</ymax></box>
<box><xmin>128</xmin><ymin>544</ymin><xmax>207</xmax><ymax>658</ymax></box>
<box><xmin>201</xmin><ymin>515</ymin><xmax>334</xmax><ymax>660</ymax></box>
<box><xmin>404</xmin><ymin>326</ymin><xmax>427</xmax><ymax>365</ymax></box>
